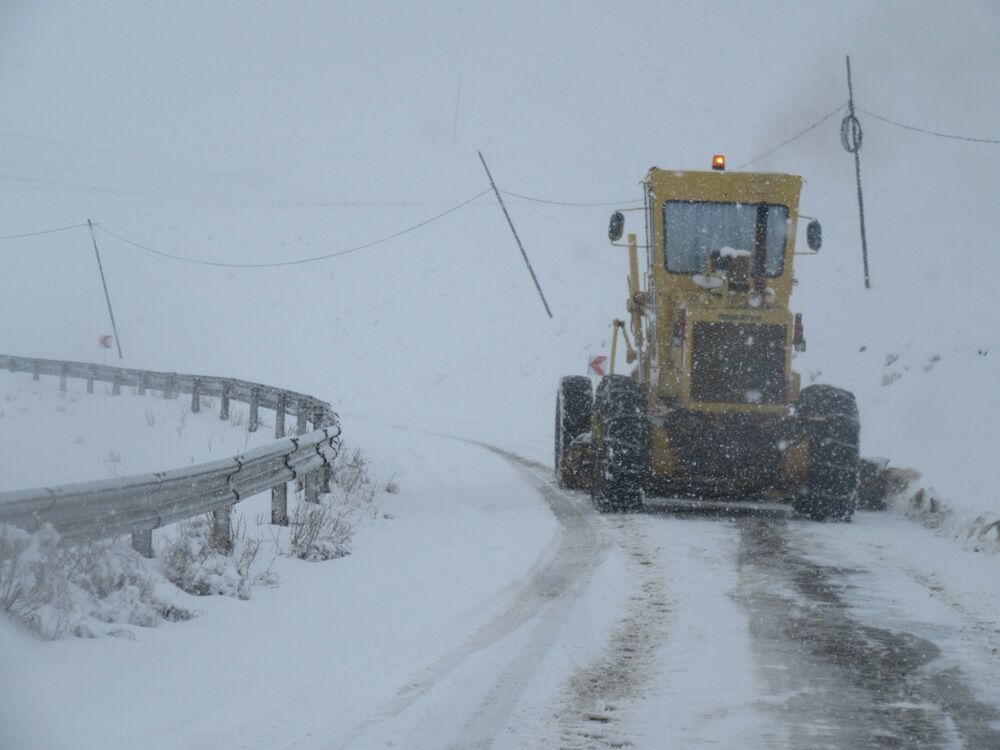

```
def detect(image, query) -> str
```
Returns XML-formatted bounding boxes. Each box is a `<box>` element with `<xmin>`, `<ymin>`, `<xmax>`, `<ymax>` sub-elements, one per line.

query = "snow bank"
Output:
<box><xmin>0</xmin><ymin>523</ymin><xmax>193</xmax><ymax>640</ymax></box>
<box><xmin>889</xmin><ymin>484</ymin><xmax>1000</xmax><ymax>554</ymax></box>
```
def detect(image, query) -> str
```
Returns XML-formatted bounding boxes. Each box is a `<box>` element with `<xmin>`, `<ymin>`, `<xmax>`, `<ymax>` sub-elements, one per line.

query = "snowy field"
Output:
<box><xmin>2</xmin><ymin>0</ymin><xmax>1000</xmax><ymax>747</ymax></box>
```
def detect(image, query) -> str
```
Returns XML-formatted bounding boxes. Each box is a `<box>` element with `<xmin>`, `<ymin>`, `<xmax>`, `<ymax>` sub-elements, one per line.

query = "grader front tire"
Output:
<box><xmin>555</xmin><ymin>376</ymin><xmax>593</xmax><ymax>489</ymax></box>
<box><xmin>793</xmin><ymin>385</ymin><xmax>860</xmax><ymax>522</ymax></box>
<box><xmin>590</xmin><ymin>375</ymin><xmax>649</xmax><ymax>512</ymax></box>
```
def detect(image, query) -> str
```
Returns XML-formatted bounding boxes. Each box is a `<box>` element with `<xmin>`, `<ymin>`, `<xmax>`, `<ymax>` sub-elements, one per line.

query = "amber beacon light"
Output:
<box><xmin>711</xmin><ymin>154</ymin><xmax>726</xmax><ymax>171</ymax></box>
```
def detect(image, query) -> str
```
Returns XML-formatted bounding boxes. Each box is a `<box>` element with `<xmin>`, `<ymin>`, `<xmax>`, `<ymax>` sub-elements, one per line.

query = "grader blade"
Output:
<box><xmin>857</xmin><ymin>458</ymin><xmax>920</xmax><ymax>511</ymax></box>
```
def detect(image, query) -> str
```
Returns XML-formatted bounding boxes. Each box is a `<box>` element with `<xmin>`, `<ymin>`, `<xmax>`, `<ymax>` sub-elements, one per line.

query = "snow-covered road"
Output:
<box><xmin>3</xmin><ymin>419</ymin><xmax>999</xmax><ymax>749</ymax></box>
<box><xmin>332</xmin><ymin>429</ymin><xmax>1000</xmax><ymax>750</ymax></box>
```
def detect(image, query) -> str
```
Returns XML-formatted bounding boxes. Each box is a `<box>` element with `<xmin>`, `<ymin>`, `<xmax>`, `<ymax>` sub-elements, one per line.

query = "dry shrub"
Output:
<box><xmin>289</xmin><ymin>500</ymin><xmax>352</xmax><ymax>561</ymax></box>
<box><xmin>160</xmin><ymin>514</ymin><xmax>272</xmax><ymax>600</ymax></box>
<box><xmin>287</xmin><ymin>447</ymin><xmax>382</xmax><ymax>561</ymax></box>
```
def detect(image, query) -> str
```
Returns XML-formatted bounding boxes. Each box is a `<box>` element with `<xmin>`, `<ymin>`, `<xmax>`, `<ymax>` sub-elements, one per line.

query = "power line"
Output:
<box><xmin>498</xmin><ymin>189</ymin><xmax>642</xmax><ymax>208</ymax></box>
<box><xmin>0</xmin><ymin>222</ymin><xmax>91</xmax><ymax>240</ymax></box>
<box><xmin>735</xmin><ymin>102</ymin><xmax>848</xmax><ymax>170</ymax></box>
<box><xmin>96</xmin><ymin>188</ymin><xmax>492</xmax><ymax>268</ymax></box>
<box><xmin>859</xmin><ymin>107</ymin><xmax>1000</xmax><ymax>144</ymax></box>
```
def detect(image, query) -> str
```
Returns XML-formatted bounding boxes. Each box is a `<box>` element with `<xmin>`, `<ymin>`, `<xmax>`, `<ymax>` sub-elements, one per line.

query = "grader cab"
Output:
<box><xmin>555</xmin><ymin>160</ymin><xmax>862</xmax><ymax>520</ymax></box>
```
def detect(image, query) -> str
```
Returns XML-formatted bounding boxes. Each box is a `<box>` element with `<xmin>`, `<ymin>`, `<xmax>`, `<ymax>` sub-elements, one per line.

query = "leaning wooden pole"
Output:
<box><xmin>478</xmin><ymin>151</ymin><xmax>554</xmax><ymax>318</ymax></box>
<box><xmin>87</xmin><ymin>219</ymin><xmax>125</xmax><ymax>357</ymax></box>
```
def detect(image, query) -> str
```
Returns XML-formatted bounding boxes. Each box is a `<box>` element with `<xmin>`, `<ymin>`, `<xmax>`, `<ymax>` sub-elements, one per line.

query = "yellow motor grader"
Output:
<box><xmin>555</xmin><ymin>158</ymin><xmax>863</xmax><ymax>520</ymax></box>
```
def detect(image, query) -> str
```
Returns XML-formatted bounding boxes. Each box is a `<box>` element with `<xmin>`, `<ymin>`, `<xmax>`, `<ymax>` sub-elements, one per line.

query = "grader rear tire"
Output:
<box><xmin>793</xmin><ymin>385</ymin><xmax>860</xmax><ymax>521</ymax></box>
<box><xmin>590</xmin><ymin>375</ymin><xmax>649</xmax><ymax>512</ymax></box>
<box><xmin>555</xmin><ymin>376</ymin><xmax>593</xmax><ymax>488</ymax></box>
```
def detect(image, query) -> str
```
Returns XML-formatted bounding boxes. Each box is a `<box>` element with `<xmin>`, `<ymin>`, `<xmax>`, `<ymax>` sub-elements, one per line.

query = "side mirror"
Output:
<box><xmin>608</xmin><ymin>211</ymin><xmax>625</xmax><ymax>242</ymax></box>
<box><xmin>806</xmin><ymin>220</ymin><xmax>822</xmax><ymax>251</ymax></box>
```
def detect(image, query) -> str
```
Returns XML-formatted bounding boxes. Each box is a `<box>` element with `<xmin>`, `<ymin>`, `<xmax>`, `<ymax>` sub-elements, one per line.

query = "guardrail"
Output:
<box><xmin>0</xmin><ymin>354</ymin><xmax>340</xmax><ymax>557</ymax></box>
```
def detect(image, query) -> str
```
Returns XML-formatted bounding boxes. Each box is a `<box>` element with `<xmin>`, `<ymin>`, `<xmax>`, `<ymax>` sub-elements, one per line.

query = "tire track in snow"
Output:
<box><xmin>850</xmin><ymin>533</ymin><xmax>1000</xmax><ymax>684</ymax></box>
<box><xmin>535</xmin><ymin>489</ymin><xmax>1000</xmax><ymax>749</ymax></box>
<box><xmin>736</xmin><ymin>518</ymin><xmax>1000</xmax><ymax>749</ymax></box>
<box><xmin>550</xmin><ymin>513</ymin><xmax>783</xmax><ymax>750</ymax></box>
<box><xmin>549</xmin><ymin>514</ymin><xmax>671</xmax><ymax>750</ymax></box>
<box><xmin>440</xmin><ymin>449</ymin><xmax>614</xmax><ymax>749</ymax></box>
<box><xmin>372</xmin><ymin>440</ymin><xmax>768</xmax><ymax>749</ymax></box>
<box><xmin>330</xmin><ymin>443</ymin><xmax>610</xmax><ymax>748</ymax></box>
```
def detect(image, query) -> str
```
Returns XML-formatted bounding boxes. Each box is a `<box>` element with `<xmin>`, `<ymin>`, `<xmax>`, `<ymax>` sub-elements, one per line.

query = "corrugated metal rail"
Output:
<box><xmin>0</xmin><ymin>354</ymin><xmax>340</xmax><ymax>556</ymax></box>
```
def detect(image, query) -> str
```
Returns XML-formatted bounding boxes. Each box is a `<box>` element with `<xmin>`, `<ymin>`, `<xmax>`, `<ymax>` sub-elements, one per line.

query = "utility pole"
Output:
<box><xmin>87</xmin><ymin>219</ymin><xmax>123</xmax><ymax>358</ymax></box>
<box><xmin>841</xmin><ymin>55</ymin><xmax>871</xmax><ymax>289</ymax></box>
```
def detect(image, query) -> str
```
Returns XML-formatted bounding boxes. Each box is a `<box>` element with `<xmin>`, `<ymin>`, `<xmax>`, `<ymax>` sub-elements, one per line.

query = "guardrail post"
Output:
<box><xmin>6</xmin><ymin>357</ymin><xmax>14</xmax><ymax>373</ymax></box>
<box><xmin>320</xmin><ymin>463</ymin><xmax>331</xmax><ymax>494</ymax></box>
<box><xmin>87</xmin><ymin>365</ymin><xmax>96</xmax><ymax>394</ymax></box>
<box><xmin>191</xmin><ymin>378</ymin><xmax>201</xmax><ymax>413</ymax></box>
<box><xmin>297</xmin><ymin>400</ymin><xmax>308</xmax><ymax>435</ymax></box>
<box><xmin>220</xmin><ymin>380</ymin><xmax>231</xmax><ymax>420</ymax></box>
<box><xmin>275</xmin><ymin>391</ymin><xmax>286</xmax><ymax>438</ymax></box>
<box><xmin>272</xmin><ymin>482</ymin><xmax>288</xmax><ymax>525</ymax></box>
<box><xmin>248</xmin><ymin>387</ymin><xmax>259</xmax><ymax>432</ymax></box>
<box><xmin>112</xmin><ymin>371</ymin><xmax>121</xmax><ymax>396</ymax></box>
<box><xmin>211</xmin><ymin>506</ymin><xmax>233</xmax><ymax>553</ymax></box>
<box><xmin>131</xmin><ymin>529</ymin><xmax>154</xmax><ymax>558</ymax></box>
<box><xmin>314</xmin><ymin>406</ymin><xmax>332</xmax><ymax>493</ymax></box>
<box><xmin>59</xmin><ymin>363</ymin><xmax>68</xmax><ymax>392</ymax></box>
<box><xmin>32</xmin><ymin>360</ymin><xmax>40</xmax><ymax>381</ymax></box>
<box><xmin>304</xmin><ymin>471</ymin><xmax>320</xmax><ymax>504</ymax></box>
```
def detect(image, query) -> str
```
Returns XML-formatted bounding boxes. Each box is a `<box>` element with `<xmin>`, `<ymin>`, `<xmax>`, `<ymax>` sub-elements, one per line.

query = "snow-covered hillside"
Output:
<box><xmin>0</xmin><ymin>371</ymin><xmax>275</xmax><ymax>490</ymax></box>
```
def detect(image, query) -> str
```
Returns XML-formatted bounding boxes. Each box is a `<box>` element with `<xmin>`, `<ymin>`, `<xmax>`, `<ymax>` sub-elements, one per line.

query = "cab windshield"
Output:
<box><xmin>663</xmin><ymin>200</ymin><xmax>789</xmax><ymax>276</ymax></box>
